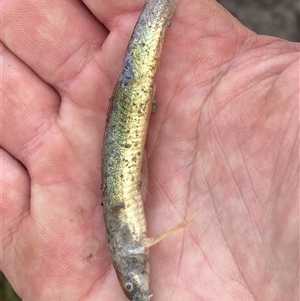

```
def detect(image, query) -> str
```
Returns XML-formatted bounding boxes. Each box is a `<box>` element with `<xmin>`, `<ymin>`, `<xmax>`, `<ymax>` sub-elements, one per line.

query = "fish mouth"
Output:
<box><xmin>130</xmin><ymin>292</ymin><xmax>153</xmax><ymax>301</ymax></box>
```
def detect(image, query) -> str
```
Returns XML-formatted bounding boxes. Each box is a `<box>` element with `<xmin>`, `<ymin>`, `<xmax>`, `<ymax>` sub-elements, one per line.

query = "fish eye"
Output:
<box><xmin>125</xmin><ymin>282</ymin><xmax>134</xmax><ymax>292</ymax></box>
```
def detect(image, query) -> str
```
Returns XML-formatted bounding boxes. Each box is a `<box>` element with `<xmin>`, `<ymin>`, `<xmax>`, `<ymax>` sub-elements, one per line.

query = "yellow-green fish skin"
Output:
<box><xmin>101</xmin><ymin>1</ymin><xmax>178</xmax><ymax>300</ymax></box>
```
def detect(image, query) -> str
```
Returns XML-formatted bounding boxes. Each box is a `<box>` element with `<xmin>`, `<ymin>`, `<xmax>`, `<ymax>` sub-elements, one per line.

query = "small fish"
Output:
<box><xmin>101</xmin><ymin>1</ymin><xmax>192</xmax><ymax>300</ymax></box>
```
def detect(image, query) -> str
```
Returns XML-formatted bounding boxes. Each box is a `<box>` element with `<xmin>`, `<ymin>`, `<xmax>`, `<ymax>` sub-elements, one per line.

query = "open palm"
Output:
<box><xmin>1</xmin><ymin>0</ymin><xmax>299</xmax><ymax>300</ymax></box>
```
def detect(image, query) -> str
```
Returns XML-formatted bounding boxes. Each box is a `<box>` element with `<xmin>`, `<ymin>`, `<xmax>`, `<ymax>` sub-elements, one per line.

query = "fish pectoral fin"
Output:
<box><xmin>143</xmin><ymin>216</ymin><xmax>194</xmax><ymax>249</ymax></box>
<box><xmin>127</xmin><ymin>246</ymin><xmax>145</xmax><ymax>255</ymax></box>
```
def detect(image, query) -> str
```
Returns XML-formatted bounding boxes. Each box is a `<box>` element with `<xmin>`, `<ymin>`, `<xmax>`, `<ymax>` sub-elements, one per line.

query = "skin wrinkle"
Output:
<box><xmin>54</xmin><ymin>40</ymin><xmax>103</xmax><ymax>95</ymax></box>
<box><xmin>107</xmin><ymin>11</ymin><xmax>139</xmax><ymax>31</ymax></box>
<box><xmin>211</xmin><ymin>260</ymin><xmax>248</xmax><ymax>296</ymax></box>
<box><xmin>287</xmin><ymin>132</ymin><xmax>299</xmax><ymax>186</ymax></box>
<box><xmin>206</xmin><ymin>129</ymin><xmax>261</xmax><ymax>296</ymax></box>
<box><xmin>5</xmin><ymin>183</ymin><xmax>30</xmax><ymax>225</ymax></box>
<box><xmin>172</xmin><ymin>146</ymin><xmax>195</xmax><ymax>291</ymax></box>
<box><xmin>171</xmin><ymin>230</ymin><xmax>186</xmax><ymax>300</ymax></box>
<box><xmin>226</xmin><ymin>52</ymin><xmax>292</xmax><ymax>94</ymax></box>
<box><xmin>233</xmin><ymin>138</ymin><xmax>263</xmax><ymax>236</ymax></box>
<box><xmin>3</xmin><ymin>56</ymin><xmax>53</xmax><ymax>101</ymax></box>
<box><xmin>278</xmin><ymin>154</ymin><xmax>295</xmax><ymax>191</ymax></box>
<box><xmin>275</xmin><ymin>129</ymin><xmax>295</xmax><ymax>190</ymax></box>
<box><xmin>3</xmin><ymin>61</ymin><xmax>61</xmax><ymax>167</ymax></box>
<box><xmin>205</xmin><ymin>60</ymin><xmax>233</xmax><ymax>97</ymax></box>
<box><xmin>101</xmin><ymin>14</ymin><xmax>140</xmax><ymax>80</ymax></box>
<box><xmin>244</xmin><ymin>132</ymin><xmax>273</xmax><ymax>166</ymax></box>
<box><xmin>165</xmin><ymin>167</ymin><xmax>190</xmax><ymax>208</ymax></box>
<box><xmin>187</xmin><ymin>219</ymin><xmax>206</xmax><ymax>259</ymax></box>
<box><xmin>276</xmin><ymin>197</ymin><xmax>294</xmax><ymax>239</ymax></box>
<box><xmin>3</xmin><ymin>72</ymin><xmax>60</xmax><ymax>118</ymax></box>
<box><xmin>240</xmin><ymin>163</ymin><xmax>272</xmax><ymax>224</ymax></box>
<box><xmin>214</xmin><ymin>134</ymin><xmax>253</xmax><ymax>213</ymax></box>
<box><xmin>235</xmin><ymin>74</ymin><xmax>271</xmax><ymax>105</ymax></box>
<box><xmin>147</xmin><ymin>162</ymin><xmax>186</xmax><ymax>230</ymax></box>
<box><xmin>146</xmin><ymin>119</ymin><xmax>161</xmax><ymax>158</ymax></box>
<box><xmin>205</xmin><ymin>82</ymin><xmax>241</xmax><ymax>127</ymax></box>
<box><xmin>79</xmin><ymin>258</ymin><xmax>113</xmax><ymax>300</ymax></box>
<box><xmin>5</xmin><ymin>2</ymin><xmax>106</xmax><ymax>92</ymax></box>
<box><xmin>57</xmin><ymin>102</ymin><xmax>93</xmax><ymax>146</ymax></box>
<box><xmin>213</xmin><ymin>142</ymin><xmax>245</xmax><ymax>215</ymax></box>
<box><xmin>229</xmin><ymin>132</ymin><xmax>260</xmax><ymax>161</ymax></box>
<box><xmin>287</xmin><ymin>89</ymin><xmax>300</xmax><ymax>106</ymax></box>
<box><xmin>270</xmin><ymin>126</ymin><xmax>293</xmax><ymax>190</ymax></box>
<box><xmin>19</xmin><ymin>115</ymin><xmax>58</xmax><ymax>164</ymax></box>
<box><xmin>276</xmin><ymin>189</ymin><xmax>298</xmax><ymax>234</ymax></box>
<box><xmin>160</xmin><ymin>180</ymin><xmax>185</xmax><ymax>219</ymax></box>
<box><xmin>208</xmin><ymin>189</ymin><xmax>253</xmax><ymax>298</ymax></box>
<box><xmin>193</xmin><ymin>155</ymin><xmax>212</xmax><ymax>195</ymax></box>
<box><xmin>211</xmin><ymin>112</ymin><xmax>297</xmax><ymax>300</ymax></box>
<box><xmin>96</xmin><ymin>2</ymin><xmax>145</xmax><ymax>30</ymax></box>
<box><xmin>240</xmin><ymin>38</ymin><xmax>288</xmax><ymax>62</ymax></box>
<box><xmin>224</xmin><ymin>241</ymin><xmax>255</xmax><ymax>299</ymax></box>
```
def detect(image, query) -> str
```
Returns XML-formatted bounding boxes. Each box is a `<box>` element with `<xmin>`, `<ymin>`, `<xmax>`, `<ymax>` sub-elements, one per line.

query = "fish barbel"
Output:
<box><xmin>101</xmin><ymin>1</ymin><xmax>191</xmax><ymax>300</ymax></box>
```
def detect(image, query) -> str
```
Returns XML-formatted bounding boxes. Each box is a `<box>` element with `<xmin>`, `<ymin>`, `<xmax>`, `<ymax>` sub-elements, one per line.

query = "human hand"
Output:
<box><xmin>2</xmin><ymin>0</ymin><xmax>299</xmax><ymax>300</ymax></box>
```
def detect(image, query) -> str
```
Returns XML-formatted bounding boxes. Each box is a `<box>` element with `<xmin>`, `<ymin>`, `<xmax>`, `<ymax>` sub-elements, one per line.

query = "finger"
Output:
<box><xmin>1</xmin><ymin>46</ymin><xmax>102</xmax><ymax>190</ymax></box>
<box><xmin>2</xmin><ymin>0</ymin><xmax>114</xmax><ymax>119</ymax></box>
<box><xmin>82</xmin><ymin>0</ymin><xmax>146</xmax><ymax>79</ymax></box>
<box><xmin>0</xmin><ymin>147</ymin><xmax>107</xmax><ymax>300</ymax></box>
<box><xmin>0</xmin><ymin>148</ymin><xmax>30</xmax><ymax>259</ymax></box>
<box><xmin>2</xmin><ymin>0</ymin><xmax>138</xmax><ymax>165</ymax></box>
<box><xmin>1</xmin><ymin>1</ymin><xmax>108</xmax><ymax>179</ymax></box>
<box><xmin>1</xmin><ymin>43</ymin><xmax>60</xmax><ymax>164</ymax></box>
<box><xmin>2</xmin><ymin>42</ymin><xmax>98</xmax><ymax>195</ymax></box>
<box><xmin>2</xmin><ymin>0</ymin><xmax>107</xmax><ymax>90</ymax></box>
<box><xmin>83</xmin><ymin>0</ymin><xmax>144</xmax><ymax>29</ymax></box>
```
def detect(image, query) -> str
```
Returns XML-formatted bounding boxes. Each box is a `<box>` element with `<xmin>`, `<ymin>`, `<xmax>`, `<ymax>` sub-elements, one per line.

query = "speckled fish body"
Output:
<box><xmin>101</xmin><ymin>1</ymin><xmax>178</xmax><ymax>300</ymax></box>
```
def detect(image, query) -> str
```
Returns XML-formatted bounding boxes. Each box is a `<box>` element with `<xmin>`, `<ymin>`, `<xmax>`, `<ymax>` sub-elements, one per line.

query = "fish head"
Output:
<box><xmin>115</xmin><ymin>253</ymin><xmax>152</xmax><ymax>301</ymax></box>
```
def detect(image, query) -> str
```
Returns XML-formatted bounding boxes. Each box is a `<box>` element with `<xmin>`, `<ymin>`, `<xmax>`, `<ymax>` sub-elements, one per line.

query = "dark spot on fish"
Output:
<box><xmin>120</xmin><ymin>53</ymin><xmax>134</xmax><ymax>84</ymax></box>
<box><xmin>112</xmin><ymin>201</ymin><xmax>125</xmax><ymax>212</ymax></box>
